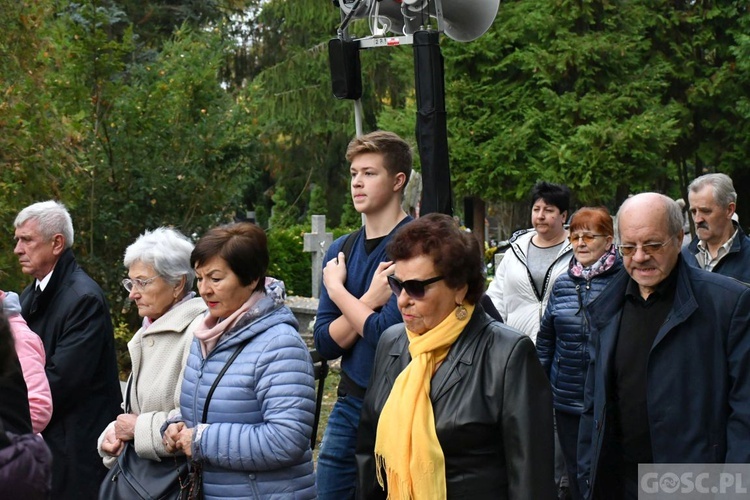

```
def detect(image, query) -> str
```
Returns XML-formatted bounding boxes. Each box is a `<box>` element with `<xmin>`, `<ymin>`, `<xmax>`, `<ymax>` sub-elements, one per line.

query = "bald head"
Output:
<box><xmin>617</xmin><ymin>193</ymin><xmax>684</xmax><ymax>298</ymax></box>
<box><xmin>617</xmin><ymin>193</ymin><xmax>684</xmax><ymax>242</ymax></box>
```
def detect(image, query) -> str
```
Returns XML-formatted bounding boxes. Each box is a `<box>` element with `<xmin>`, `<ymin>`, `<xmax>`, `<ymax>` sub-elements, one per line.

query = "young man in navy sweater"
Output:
<box><xmin>314</xmin><ymin>131</ymin><xmax>413</xmax><ymax>499</ymax></box>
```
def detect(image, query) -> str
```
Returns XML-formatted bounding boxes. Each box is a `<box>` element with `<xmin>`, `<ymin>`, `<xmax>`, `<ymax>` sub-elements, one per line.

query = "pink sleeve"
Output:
<box><xmin>10</xmin><ymin>315</ymin><xmax>53</xmax><ymax>434</ymax></box>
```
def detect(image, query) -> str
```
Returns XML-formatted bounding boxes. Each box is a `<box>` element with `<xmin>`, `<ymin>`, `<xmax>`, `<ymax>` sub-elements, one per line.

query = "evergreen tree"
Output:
<box><xmin>444</xmin><ymin>0</ymin><xmax>682</xmax><ymax>207</ymax></box>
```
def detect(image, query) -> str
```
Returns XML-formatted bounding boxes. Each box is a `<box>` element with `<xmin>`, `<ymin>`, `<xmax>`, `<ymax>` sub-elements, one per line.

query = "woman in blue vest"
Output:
<box><xmin>537</xmin><ymin>207</ymin><xmax>622</xmax><ymax>500</ymax></box>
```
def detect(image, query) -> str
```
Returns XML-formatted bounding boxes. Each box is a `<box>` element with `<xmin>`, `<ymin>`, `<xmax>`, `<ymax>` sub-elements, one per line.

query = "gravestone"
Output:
<box><xmin>494</xmin><ymin>251</ymin><xmax>505</xmax><ymax>270</ymax></box>
<box><xmin>303</xmin><ymin>215</ymin><xmax>333</xmax><ymax>299</ymax></box>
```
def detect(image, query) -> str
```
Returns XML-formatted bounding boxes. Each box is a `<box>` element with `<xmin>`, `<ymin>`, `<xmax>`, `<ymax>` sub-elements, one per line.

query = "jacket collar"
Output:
<box><xmin>140</xmin><ymin>296</ymin><xmax>207</xmax><ymax>336</ymax></box>
<box><xmin>654</xmin><ymin>259</ymin><xmax>699</xmax><ymax>346</ymax></box>
<box><xmin>384</xmin><ymin>306</ymin><xmax>494</xmax><ymax>403</ymax></box>
<box><xmin>588</xmin><ymin>257</ymin><xmax>699</xmax><ymax>348</ymax></box>
<box><xmin>687</xmin><ymin>221</ymin><xmax>747</xmax><ymax>256</ymax></box>
<box><xmin>509</xmin><ymin>229</ymin><xmax>573</xmax><ymax>265</ymax></box>
<box><xmin>731</xmin><ymin>222</ymin><xmax>748</xmax><ymax>254</ymax></box>
<box><xmin>26</xmin><ymin>248</ymin><xmax>77</xmax><ymax>315</ymax></box>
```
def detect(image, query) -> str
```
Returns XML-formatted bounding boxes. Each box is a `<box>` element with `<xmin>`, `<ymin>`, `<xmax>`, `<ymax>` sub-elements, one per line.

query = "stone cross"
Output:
<box><xmin>303</xmin><ymin>215</ymin><xmax>333</xmax><ymax>299</ymax></box>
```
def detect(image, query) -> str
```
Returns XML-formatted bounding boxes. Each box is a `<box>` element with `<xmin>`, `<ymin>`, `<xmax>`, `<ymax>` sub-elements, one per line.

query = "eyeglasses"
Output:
<box><xmin>569</xmin><ymin>233</ymin><xmax>607</xmax><ymax>245</ymax></box>
<box><xmin>617</xmin><ymin>238</ymin><xmax>675</xmax><ymax>257</ymax></box>
<box><xmin>122</xmin><ymin>276</ymin><xmax>160</xmax><ymax>292</ymax></box>
<box><xmin>387</xmin><ymin>275</ymin><xmax>444</xmax><ymax>299</ymax></box>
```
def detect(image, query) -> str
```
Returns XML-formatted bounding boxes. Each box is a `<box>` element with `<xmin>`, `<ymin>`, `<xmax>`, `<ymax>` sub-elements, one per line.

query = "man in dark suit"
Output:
<box><xmin>14</xmin><ymin>200</ymin><xmax>122</xmax><ymax>500</ymax></box>
<box><xmin>578</xmin><ymin>193</ymin><xmax>750</xmax><ymax>500</ymax></box>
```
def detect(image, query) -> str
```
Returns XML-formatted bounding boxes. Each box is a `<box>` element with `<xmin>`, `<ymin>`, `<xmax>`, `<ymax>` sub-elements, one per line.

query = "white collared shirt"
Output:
<box><xmin>36</xmin><ymin>270</ymin><xmax>54</xmax><ymax>292</ymax></box>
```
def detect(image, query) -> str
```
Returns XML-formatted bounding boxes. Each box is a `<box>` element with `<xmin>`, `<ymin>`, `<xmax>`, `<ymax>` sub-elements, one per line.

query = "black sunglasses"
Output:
<box><xmin>387</xmin><ymin>275</ymin><xmax>444</xmax><ymax>299</ymax></box>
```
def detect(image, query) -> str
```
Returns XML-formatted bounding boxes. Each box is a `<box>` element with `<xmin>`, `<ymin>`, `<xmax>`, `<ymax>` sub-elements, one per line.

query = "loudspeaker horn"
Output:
<box><xmin>338</xmin><ymin>0</ymin><xmax>500</xmax><ymax>42</ymax></box>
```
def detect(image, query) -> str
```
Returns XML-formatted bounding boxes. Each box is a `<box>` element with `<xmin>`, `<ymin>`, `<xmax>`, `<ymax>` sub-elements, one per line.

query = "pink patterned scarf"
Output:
<box><xmin>570</xmin><ymin>244</ymin><xmax>617</xmax><ymax>280</ymax></box>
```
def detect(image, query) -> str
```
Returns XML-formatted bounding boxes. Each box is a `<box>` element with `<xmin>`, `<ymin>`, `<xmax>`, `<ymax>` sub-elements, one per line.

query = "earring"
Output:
<box><xmin>455</xmin><ymin>304</ymin><xmax>468</xmax><ymax>321</ymax></box>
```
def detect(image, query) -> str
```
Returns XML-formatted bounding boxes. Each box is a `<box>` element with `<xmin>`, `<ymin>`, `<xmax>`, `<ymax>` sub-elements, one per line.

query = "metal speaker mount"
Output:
<box><xmin>338</xmin><ymin>0</ymin><xmax>500</xmax><ymax>42</ymax></box>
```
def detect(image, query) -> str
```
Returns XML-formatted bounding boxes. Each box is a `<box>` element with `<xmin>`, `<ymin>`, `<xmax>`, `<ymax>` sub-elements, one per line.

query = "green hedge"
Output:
<box><xmin>266</xmin><ymin>224</ymin><xmax>358</xmax><ymax>298</ymax></box>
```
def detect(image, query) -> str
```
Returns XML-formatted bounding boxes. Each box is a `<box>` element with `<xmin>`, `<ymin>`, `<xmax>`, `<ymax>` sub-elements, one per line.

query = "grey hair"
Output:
<box><xmin>14</xmin><ymin>201</ymin><xmax>74</xmax><ymax>249</ymax></box>
<box><xmin>664</xmin><ymin>196</ymin><xmax>685</xmax><ymax>238</ymax></box>
<box><xmin>616</xmin><ymin>193</ymin><xmax>684</xmax><ymax>241</ymax></box>
<box><xmin>124</xmin><ymin>227</ymin><xmax>195</xmax><ymax>296</ymax></box>
<box><xmin>688</xmin><ymin>173</ymin><xmax>737</xmax><ymax>209</ymax></box>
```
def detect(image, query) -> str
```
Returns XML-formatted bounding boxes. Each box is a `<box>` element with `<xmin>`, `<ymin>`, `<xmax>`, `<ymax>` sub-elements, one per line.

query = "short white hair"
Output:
<box><xmin>15</xmin><ymin>201</ymin><xmax>74</xmax><ymax>249</ymax></box>
<box><xmin>124</xmin><ymin>227</ymin><xmax>195</xmax><ymax>295</ymax></box>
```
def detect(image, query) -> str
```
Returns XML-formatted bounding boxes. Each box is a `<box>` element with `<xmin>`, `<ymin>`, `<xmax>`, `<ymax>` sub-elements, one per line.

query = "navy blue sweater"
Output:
<box><xmin>313</xmin><ymin>217</ymin><xmax>412</xmax><ymax>390</ymax></box>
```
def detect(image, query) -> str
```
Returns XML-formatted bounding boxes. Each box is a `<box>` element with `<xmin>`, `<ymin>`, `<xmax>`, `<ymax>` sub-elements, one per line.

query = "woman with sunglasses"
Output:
<box><xmin>536</xmin><ymin>207</ymin><xmax>622</xmax><ymax>500</ymax></box>
<box><xmin>98</xmin><ymin>228</ymin><xmax>207</xmax><ymax>477</ymax></box>
<box><xmin>356</xmin><ymin>213</ymin><xmax>555</xmax><ymax>500</ymax></box>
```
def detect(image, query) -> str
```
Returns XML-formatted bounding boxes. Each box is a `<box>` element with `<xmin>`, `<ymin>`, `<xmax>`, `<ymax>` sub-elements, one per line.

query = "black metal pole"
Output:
<box><xmin>413</xmin><ymin>30</ymin><xmax>453</xmax><ymax>216</ymax></box>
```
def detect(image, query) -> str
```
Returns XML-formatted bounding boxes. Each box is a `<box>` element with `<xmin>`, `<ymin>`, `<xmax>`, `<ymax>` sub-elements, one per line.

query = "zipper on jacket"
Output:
<box><xmin>193</xmin><ymin>357</ymin><xmax>208</xmax><ymax>425</ymax></box>
<box><xmin>575</xmin><ymin>281</ymin><xmax>591</xmax><ymax>368</ymax></box>
<box><xmin>533</xmin><ymin>242</ymin><xmax>574</xmax><ymax>304</ymax></box>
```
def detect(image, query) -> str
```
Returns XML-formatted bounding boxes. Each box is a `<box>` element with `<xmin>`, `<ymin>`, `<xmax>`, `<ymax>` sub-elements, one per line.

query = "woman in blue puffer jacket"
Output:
<box><xmin>163</xmin><ymin>222</ymin><xmax>316</xmax><ymax>499</ymax></box>
<box><xmin>537</xmin><ymin>207</ymin><xmax>622</xmax><ymax>500</ymax></box>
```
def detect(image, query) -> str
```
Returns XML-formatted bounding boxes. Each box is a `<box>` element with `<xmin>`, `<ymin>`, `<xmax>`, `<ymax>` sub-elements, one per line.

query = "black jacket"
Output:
<box><xmin>356</xmin><ymin>306</ymin><xmax>556</xmax><ymax>500</ymax></box>
<box><xmin>0</xmin><ymin>354</ymin><xmax>32</xmax><ymax>436</ymax></box>
<box><xmin>0</xmin><ymin>417</ymin><xmax>52</xmax><ymax>500</ymax></box>
<box><xmin>20</xmin><ymin>248</ymin><xmax>122</xmax><ymax>500</ymax></box>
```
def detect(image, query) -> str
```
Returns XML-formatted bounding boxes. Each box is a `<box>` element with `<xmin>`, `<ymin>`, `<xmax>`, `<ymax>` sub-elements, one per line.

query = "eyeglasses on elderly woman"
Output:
<box><xmin>568</xmin><ymin>233</ymin><xmax>607</xmax><ymax>245</ymax></box>
<box><xmin>122</xmin><ymin>275</ymin><xmax>160</xmax><ymax>293</ymax></box>
<box><xmin>387</xmin><ymin>275</ymin><xmax>444</xmax><ymax>300</ymax></box>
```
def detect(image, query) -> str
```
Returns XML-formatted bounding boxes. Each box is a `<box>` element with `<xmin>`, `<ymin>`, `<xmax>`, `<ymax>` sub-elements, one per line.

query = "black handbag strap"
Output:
<box><xmin>201</xmin><ymin>337</ymin><xmax>253</xmax><ymax>423</ymax></box>
<box><xmin>124</xmin><ymin>373</ymin><xmax>133</xmax><ymax>413</ymax></box>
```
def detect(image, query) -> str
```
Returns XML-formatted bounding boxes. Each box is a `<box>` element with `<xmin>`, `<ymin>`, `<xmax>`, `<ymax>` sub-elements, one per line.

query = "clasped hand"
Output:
<box><xmin>163</xmin><ymin>422</ymin><xmax>195</xmax><ymax>457</ymax></box>
<box><xmin>101</xmin><ymin>413</ymin><xmax>138</xmax><ymax>457</ymax></box>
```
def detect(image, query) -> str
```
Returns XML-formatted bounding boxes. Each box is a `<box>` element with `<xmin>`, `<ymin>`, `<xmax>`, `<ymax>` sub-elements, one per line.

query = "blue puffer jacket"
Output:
<box><xmin>536</xmin><ymin>253</ymin><xmax>621</xmax><ymax>414</ymax></box>
<box><xmin>179</xmin><ymin>283</ymin><xmax>316</xmax><ymax>500</ymax></box>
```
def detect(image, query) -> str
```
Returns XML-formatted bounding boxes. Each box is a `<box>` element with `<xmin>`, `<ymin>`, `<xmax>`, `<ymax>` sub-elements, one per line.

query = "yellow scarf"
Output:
<box><xmin>374</xmin><ymin>303</ymin><xmax>475</xmax><ymax>500</ymax></box>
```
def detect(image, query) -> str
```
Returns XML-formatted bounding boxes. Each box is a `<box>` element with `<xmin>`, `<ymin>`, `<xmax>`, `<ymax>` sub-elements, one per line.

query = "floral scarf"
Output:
<box><xmin>570</xmin><ymin>244</ymin><xmax>617</xmax><ymax>280</ymax></box>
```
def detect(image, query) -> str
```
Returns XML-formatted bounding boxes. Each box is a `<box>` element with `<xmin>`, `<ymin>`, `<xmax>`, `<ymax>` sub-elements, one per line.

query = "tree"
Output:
<box><xmin>1</xmin><ymin>2</ymin><xmax>259</xmax><ymax>331</ymax></box>
<box><xmin>0</xmin><ymin>1</ymin><xmax>86</xmax><ymax>284</ymax></box>
<box><xmin>308</xmin><ymin>184</ymin><xmax>327</xmax><ymax>218</ymax></box>
<box><xmin>647</xmin><ymin>2</ymin><xmax>750</xmax><ymax>222</ymax></box>
<box><xmin>234</xmin><ymin>0</ymin><xmax>415</xmax><ymax>227</ymax></box>
<box><xmin>444</xmin><ymin>0</ymin><xmax>682</xmax><ymax>210</ymax></box>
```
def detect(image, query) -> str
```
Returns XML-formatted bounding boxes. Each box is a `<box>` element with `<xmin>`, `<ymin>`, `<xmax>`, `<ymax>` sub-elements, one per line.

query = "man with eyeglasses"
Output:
<box><xmin>577</xmin><ymin>193</ymin><xmax>750</xmax><ymax>500</ymax></box>
<box><xmin>681</xmin><ymin>173</ymin><xmax>750</xmax><ymax>285</ymax></box>
<box><xmin>14</xmin><ymin>200</ymin><xmax>122</xmax><ymax>500</ymax></box>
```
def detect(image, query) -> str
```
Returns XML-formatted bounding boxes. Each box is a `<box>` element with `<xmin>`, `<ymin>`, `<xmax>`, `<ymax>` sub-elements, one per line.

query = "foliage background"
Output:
<box><xmin>3</xmin><ymin>0</ymin><xmax>750</xmax><ymax>371</ymax></box>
